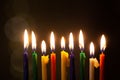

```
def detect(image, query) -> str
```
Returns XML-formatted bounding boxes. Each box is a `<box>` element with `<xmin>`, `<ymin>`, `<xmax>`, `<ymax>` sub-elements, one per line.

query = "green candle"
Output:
<box><xmin>79</xmin><ymin>30</ymin><xmax>86</xmax><ymax>80</ymax></box>
<box><xmin>32</xmin><ymin>31</ymin><xmax>38</xmax><ymax>80</ymax></box>
<box><xmin>80</xmin><ymin>51</ymin><xmax>86</xmax><ymax>80</ymax></box>
<box><xmin>32</xmin><ymin>51</ymin><xmax>38</xmax><ymax>80</ymax></box>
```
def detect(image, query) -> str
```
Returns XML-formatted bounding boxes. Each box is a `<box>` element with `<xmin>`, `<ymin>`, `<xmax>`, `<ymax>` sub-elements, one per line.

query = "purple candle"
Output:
<box><xmin>23</xmin><ymin>29</ymin><xmax>29</xmax><ymax>80</ymax></box>
<box><xmin>24</xmin><ymin>49</ymin><xmax>29</xmax><ymax>80</ymax></box>
<box><xmin>69</xmin><ymin>32</ymin><xmax>76</xmax><ymax>80</ymax></box>
<box><xmin>70</xmin><ymin>52</ymin><xmax>76</xmax><ymax>80</ymax></box>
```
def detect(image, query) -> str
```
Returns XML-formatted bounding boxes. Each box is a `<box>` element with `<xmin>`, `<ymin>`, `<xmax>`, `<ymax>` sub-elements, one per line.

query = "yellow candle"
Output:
<box><xmin>61</xmin><ymin>51</ymin><xmax>69</xmax><ymax>80</ymax></box>
<box><xmin>89</xmin><ymin>42</ymin><xmax>99</xmax><ymax>80</ymax></box>
<box><xmin>41</xmin><ymin>40</ymin><xmax>49</xmax><ymax>80</ymax></box>
<box><xmin>61</xmin><ymin>36</ymin><xmax>69</xmax><ymax>80</ymax></box>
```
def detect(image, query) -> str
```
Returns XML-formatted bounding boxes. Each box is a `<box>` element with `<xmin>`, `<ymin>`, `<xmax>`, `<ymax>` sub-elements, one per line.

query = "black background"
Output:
<box><xmin>0</xmin><ymin>0</ymin><xmax>120</xmax><ymax>80</ymax></box>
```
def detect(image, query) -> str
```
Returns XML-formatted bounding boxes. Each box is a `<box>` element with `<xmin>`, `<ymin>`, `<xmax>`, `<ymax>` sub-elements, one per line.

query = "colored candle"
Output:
<box><xmin>41</xmin><ymin>40</ymin><xmax>49</xmax><ymax>80</ymax></box>
<box><xmin>70</xmin><ymin>52</ymin><xmax>75</xmax><ymax>80</ymax></box>
<box><xmin>50</xmin><ymin>32</ymin><xmax>56</xmax><ymax>80</ymax></box>
<box><xmin>32</xmin><ymin>51</ymin><xmax>38</xmax><ymax>80</ymax></box>
<box><xmin>80</xmin><ymin>52</ymin><xmax>86</xmax><ymax>80</ymax></box>
<box><xmin>69</xmin><ymin>33</ymin><xmax>76</xmax><ymax>80</ymax></box>
<box><xmin>51</xmin><ymin>52</ymin><xmax>56</xmax><ymax>80</ymax></box>
<box><xmin>89</xmin><ymin>42</ymin><xmax>99</xmax><ymax>80</ymax></box>
<box><xmin>23</xmin><ymin>29</ymin><xmax>29</xmax><ymax>80</ymax></box>
<box><xmin>100</xmin><ymin>35</ymin><xmax>106</xmax><ymax>80</ymax></box>
<box><xmin>61</xmin><ymin>36</ymin><xmax>69</xmax><ymax>80</ymax></box>
<box><xmin>24</xmin><ymin>49</ymin><xmax>29</xmax><ymax>80</ymax></box>
<box><xmin>32</xmin><ymin>31</ymin><xmax>38</xmax><ymax>80</ymax></box>
<box><xmin>79</xmin><ymin>30</ymin><xmax>86</xmax><ymax>80</ymax></box>
<box><xmin>100</xmin><ymin>53</ymin><xmax>105</xmax><ymax>80</ymax></box>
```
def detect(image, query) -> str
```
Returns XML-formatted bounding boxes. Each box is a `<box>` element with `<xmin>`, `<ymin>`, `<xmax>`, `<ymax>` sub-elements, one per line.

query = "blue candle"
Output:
<box><xmin>69</xmin><ymin>32</ymin><xmax>76</xmax><ymax>80</ymax></box>
<box><xmin>23</xmin><ymin>29</ymin><xmax>29</xmax><ymax>80</ymax></box>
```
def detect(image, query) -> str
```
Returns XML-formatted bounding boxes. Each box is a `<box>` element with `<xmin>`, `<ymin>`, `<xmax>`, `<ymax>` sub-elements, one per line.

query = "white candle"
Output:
<box><xmin>89</xmin><ymin>42</ymin><xmax>99</xmax><ymax>80</ymax></box>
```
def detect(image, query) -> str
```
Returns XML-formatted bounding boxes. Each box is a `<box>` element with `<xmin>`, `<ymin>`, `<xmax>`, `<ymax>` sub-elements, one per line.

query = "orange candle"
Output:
<box><xmin>100</xmin><ymin>34</ymin><xmax>106</xmax><ymax>80</ymax></box>
<box><xmin>50</xmin><ymin>32</ymin><xmax>56</xmax><ymax>80</ymax></box>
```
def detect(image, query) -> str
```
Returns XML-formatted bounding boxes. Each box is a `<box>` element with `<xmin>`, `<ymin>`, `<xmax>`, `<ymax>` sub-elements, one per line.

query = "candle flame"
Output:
<box><xmin>41</xmin><ymin>40</ymin><xmax>46</xmax><ymax>54</ymax></box>
<box><xmin>100</xmin><ymin>34</ymin><xmax>106</xmax><ymax>51</ymax></box>
<box><xmin>69</xmin><ymin>32</ymin><xmax>74</xmax><ymax>50</ymax></box>
<box><xmin>79</xmin><ymin>30</ymin><xmax>84</xmax><ymax>50</ymax></box>
<box><xmin>50</xmin><ymin>31</ymin><xmax>55</xmax><ymax>51</ymax></box>
<box><xmin>90</xmin><ymin>42</ymin><xmax>94</xmax><ymax>56</ymax></box>
<box><xmin>61</xmin><ymin>36</ymin><xmax>65</xmax><ymax>49</ymax></box>
<box><xmin>32</xmin><ymin>31</ymin><xmax>36</xmax><ymax>50</ymax></box>
<box><xmin>24</xmin><ymin>29</ymin><xmax>29</xmax><ymax>49</ymax></box>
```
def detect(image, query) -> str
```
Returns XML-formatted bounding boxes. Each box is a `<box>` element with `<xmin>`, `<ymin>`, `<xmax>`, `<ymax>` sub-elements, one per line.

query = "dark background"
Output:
<box><xmin>0</xmin><ymin>0</ymin><xmax>120</xmax><ymax>80</ymax></box>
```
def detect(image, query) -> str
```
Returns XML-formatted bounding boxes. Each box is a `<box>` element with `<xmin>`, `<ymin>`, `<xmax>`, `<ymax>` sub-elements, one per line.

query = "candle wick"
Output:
<box><xmin>80</xmin><ymin>48</ymin><xmax>84</xmax><ymax>52</ymax></box>
<box><xmin>42</xmin><ymin>52</ymin><xmax>46</xmax><ymax>56</ymax></box>
<box><xmin>51</xmin><ymin>49</ymin><xmax>55</xmax><ymax>53</ymax></box>
<box><xmin>81</xmin><ymin>50</ymin><xmax>84</xmax><ymax>53</ymax></box>
<box><xmin>70</xmin><ymin>50</ymin><xmax>73</xmax><ymax>54</ymax></box>
<box><xmin>101</xmin><ymin>49</ymin><xmax>104</xmax><ymax>53</ymax></box>
<box><xmin>24</xmin><ymin>48</ymin><xmax>28</xmax><ymax>52</ymax></box>
<box><xmin>69</xmin><ymin>48</ymin><xmax>73</xmax><ymax>52</ymax></box>
<box><xmin>90</xmin><ymin>54</ymin><xmax>94</xmax><ymax>58</ymax></box>
<box><xmin>33</xmin><ymin>49</ymin><xmax>36</xmax><ymax>52</ymax></box>
<box><xmin>33</xmin><ymin>51</ymin><xmax>35</xmax><ymax>53</ymax></box>
<box><xmin>61</xmin><ymin>48</ymin><xmax>65</xmax><ymax>51</ymax></box>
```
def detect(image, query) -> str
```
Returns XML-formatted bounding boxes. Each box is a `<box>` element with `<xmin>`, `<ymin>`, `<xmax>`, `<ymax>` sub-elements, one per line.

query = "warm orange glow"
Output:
<box><xmin>100</xmin><ymin>34</ymin><xmax>106</xmax><ymax>51</ymax></box>
<box><xmin>79</xmin><ymin>30</ymin><xmax>84</xmax><ymax>50</ymax></box>
<box><xmin>32</xmin><ymin>31</ymin><xmax>36</xmax><ymax>50</ymax></box>
<box><xmin>90</xmin><ymin>42</ymin><xmax>94</xmax><ymax>56</ymax></box>
<box><xmin>69</xmin><ymin>32</ymin><xmax>74</xmax><ymax>50</ymax></box>
<box><xmin>41</xmin><ymin>40</ymin><xmax>46</xmax><ymax>53</ymax></box>
<box><xmin>50</xmin><ymin>32</ymin><xmax>55</xmax><ymax>50</ymax></box>
<box><xmin>61</xmin><ymin>36</ymin><xmax>65</xmax><ymax>49</ymax></box>
<box><xmin>24</xmin><ymin>29</ymin><xmax>29</xmax><ymax>49</ymax></box>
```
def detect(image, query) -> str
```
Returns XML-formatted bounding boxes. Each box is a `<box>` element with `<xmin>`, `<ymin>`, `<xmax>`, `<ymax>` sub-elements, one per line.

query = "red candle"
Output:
<box><xmin>100</xmin><ymin>34</ymin><xmax>106</xmax><ymax>80</ymax></box>
<box><xmin>51</xmin><ymin>52</ymin><xmax>56</xmax><ymax>80</ymax></box>
<box><xmin>50</xmin><ymin>32</ymin><xmax>56</xmax><ymax>80</ymax></box>
<box><xmin>100</xmin><ymin>53</ymin><xmax>105</xmax><ymax>80</ymax></box>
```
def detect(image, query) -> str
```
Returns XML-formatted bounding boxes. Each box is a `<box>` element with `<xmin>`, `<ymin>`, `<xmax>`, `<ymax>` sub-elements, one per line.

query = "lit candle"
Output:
<box><xmin>69</xmin><ymin>32</ymin><xmax>76</xmax><ymax>80</ymax></box>
<box><xmin>79</xmin><ymin>30</ymin><xmax>86</xmax><ymax>80</ymax></box>
<box><xmin>99</xmin><ymin>35</ymin><xmax>106</xmax><ymax>80</ymax></box>
<box><xmin>89</xmin><ymin>42</ymin><xmax>99</xmax><ymax>80</ymax></box>
<box><xmin>50</xmin><ymin>32</ymin><xmax>56</xmax><ymax>80</ymax></box>
<box><xmin>41</xmin><ymin>40</ymin><xmax>49</xmax><ymax>80</ymax></box>
<box><xmin>32</xmin><ymin>31</ymin><xmax>38</xmax><ymax>80</ymax></box>
<box><xmin>61</xmin><ymin>36</ymin><xmax>69</xmax><ymax>80</ymax></box>
<box><xmin>23</xmin><ymin>29</ymin><xmax>29</xmax><ymax>80</ymax></box>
